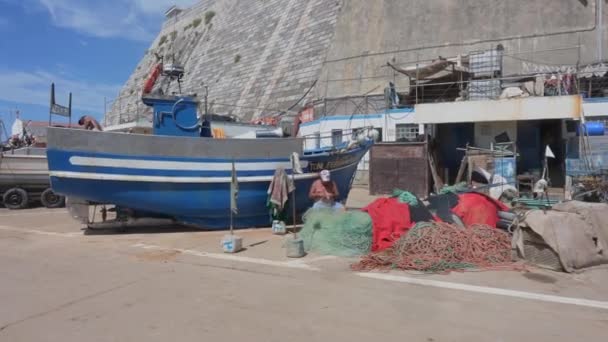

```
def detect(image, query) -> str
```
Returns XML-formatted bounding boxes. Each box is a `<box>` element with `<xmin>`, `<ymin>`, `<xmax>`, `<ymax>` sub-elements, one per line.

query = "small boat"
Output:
<box><xmin>46</xmin><ymin>95</ymin><xmax>374</xmax><ymax>229</ymax></box>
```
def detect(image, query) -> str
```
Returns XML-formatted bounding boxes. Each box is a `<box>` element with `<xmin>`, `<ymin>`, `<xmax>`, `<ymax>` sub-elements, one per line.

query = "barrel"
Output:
<box><xmin>577</xmin><ymin>122</ymin><xmax>605</xmax><ymax>136</ymax></box>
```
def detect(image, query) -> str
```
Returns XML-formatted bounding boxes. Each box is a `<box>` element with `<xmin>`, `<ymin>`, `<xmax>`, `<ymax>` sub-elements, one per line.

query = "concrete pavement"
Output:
<box><xmin>1</xmin><ymin>206</ymin><xmax>608</xmax><ymax>342</ymax></box>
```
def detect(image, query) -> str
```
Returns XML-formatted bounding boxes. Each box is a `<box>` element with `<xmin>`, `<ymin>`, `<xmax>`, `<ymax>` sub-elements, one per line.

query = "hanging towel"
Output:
<box><xmin>267</xmin><ymin>168</ymin><xmax>295</xmax><ymax>211</ymax></box>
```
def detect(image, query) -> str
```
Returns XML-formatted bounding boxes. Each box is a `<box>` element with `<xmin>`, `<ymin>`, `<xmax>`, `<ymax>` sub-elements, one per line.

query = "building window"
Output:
<box><xmin>395</xmin><ymin>124</ymin><xmax>419</xmax><ymax>141</ymax></box>
<box><xmin>332</xmin><ymin>129</ymin><xmax>343</xmax><ymax>146</ymax></box>
<box><xmin>314</xmin><ymin>132</ymin><xmax>321</xmax><ymax>149</ymax></box>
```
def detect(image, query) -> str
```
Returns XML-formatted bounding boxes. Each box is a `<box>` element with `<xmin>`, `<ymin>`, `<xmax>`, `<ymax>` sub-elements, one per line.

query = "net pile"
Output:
<box><xmin>300</xmin><ymin>209</ymin><xmax>373</xmax><ymax>257</ymax></box>
<box><xmin>392</xmin><ymin>189</ymin><xmax>419</xmax><ymax>205</ymax></box>
<box><xmin>352</xmin><ymin>222</ymin><xmax>513</xmax><ymax>273</ymax></box>
<box><xmin>439</xmin><ymin>182</ymin><xmax>469</xmax><ymax>194</ymax></box>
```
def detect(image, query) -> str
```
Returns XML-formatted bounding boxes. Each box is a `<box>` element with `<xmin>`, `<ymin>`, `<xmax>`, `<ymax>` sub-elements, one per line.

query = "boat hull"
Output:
<box><xmin>47</xmin><ymin>128</ymin><xmax>370</xmax><ymax>229</ymax></box>
<box><xmin>0</xmin><ymin>148</ymin><xmax>49</xmax><ymax>191</ymax></box>
<box><xmin>49</xmin><ymin>160</ymin><xmax>360</xmax><ymax>228</ymax></box>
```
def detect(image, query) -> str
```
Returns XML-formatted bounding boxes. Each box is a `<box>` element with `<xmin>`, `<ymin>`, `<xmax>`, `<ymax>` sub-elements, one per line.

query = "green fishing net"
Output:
<box><xmin>392</xmin><ymin>189</ymin><xmax>419</xmax><ymax>205</ymax></box>
<box><xmin>300</xmin><ymin>209</ymin><xmax>373</xmax><ymax>257</ymax></box>
<box><xmin>439</xmin><ymin>182</ymin><xmax>469</xmax><ymax>194</ymax></box>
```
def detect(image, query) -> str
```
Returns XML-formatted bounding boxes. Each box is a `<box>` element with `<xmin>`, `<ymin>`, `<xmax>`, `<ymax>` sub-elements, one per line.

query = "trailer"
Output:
<box><xmin>0</xmin><ymin>147</ymin><xmax>65</xmax><ymax>209</ymax></box>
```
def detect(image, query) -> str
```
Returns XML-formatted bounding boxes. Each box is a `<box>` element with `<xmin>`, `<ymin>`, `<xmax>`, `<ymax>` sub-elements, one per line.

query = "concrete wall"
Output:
<box><xmin>108</xmin><ymin>0</ymin><xmax>607</xmax><ymax>125</ymax></box>
<box><xmin>584</xmin><ymin>98</ymin><xmax>608</xmax><ymax>117</ymax></box>
<box><xmin>107</xmin><ymin>0</ymin><xmax>341</xmax><ymax>125</ymax></box>
<box><xmin>317</xmin><ymin>0</ymin><xmax>608</xmax><ymax>99</ymax></box>
<box><xmin>415</xmin><ymin>95</ymin><xmax>583</xmax><ymax>123</ymax></box>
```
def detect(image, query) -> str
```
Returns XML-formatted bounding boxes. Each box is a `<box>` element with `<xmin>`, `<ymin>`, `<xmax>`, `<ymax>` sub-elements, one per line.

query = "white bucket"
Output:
<box><xmin>285</xmin><ymin>237</ymin><xmax>305</xmax><ymax>258</ymax></box>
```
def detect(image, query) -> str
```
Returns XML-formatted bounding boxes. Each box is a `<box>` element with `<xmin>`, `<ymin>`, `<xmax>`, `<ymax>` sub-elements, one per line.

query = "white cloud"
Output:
<box><xmin>0</xmin><ymin>69</ymin><xmax>121</xmax><ymax>115</ymax></box>
<box><xmin>30</xmin><ymin>0</ymin><xmax>199</xmax><ymax>42</ymax></box>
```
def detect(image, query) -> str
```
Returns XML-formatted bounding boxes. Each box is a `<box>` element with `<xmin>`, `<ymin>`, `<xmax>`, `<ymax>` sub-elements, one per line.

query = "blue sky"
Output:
<box><xmin>0</xmin><ymin>0</ymin><xmax>197</xmax><ymax>125</ymax></box>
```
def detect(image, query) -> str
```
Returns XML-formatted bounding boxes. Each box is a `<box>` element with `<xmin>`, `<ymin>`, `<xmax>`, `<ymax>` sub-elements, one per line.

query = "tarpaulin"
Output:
<box><xmin>451</xmin><ymin>192</ymin><xmax>509</xmax><ymax>227</ymax></box>
<box><xmin>363</xmin><ymin>198</ymin><xmax>413</xmax><ymax>252</ymax></box>
<box><xmin>514</xmin><ymin>201</ymin><xmax>608</xmax><ymax>272</ymax></box>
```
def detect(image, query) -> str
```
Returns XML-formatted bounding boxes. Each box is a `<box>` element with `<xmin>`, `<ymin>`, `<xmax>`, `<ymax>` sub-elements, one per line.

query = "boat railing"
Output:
<box><xmin>300</xmin><ymin>126</ymin><xmax>376</xmax><ymax>153</ymax></box>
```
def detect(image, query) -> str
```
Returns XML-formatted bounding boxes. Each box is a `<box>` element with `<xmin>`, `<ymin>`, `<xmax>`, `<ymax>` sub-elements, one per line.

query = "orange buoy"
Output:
<box><xmin>143</xmin><ymin>63</ymin><xmax>162</xmax><ymax>94</ymax></box>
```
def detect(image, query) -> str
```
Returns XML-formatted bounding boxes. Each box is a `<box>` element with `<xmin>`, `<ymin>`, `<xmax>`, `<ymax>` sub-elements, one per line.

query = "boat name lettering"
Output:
<box><xmin>308</xmin><ymin>155</ymin><xmax>357</xmax><ymax>171</ymax></box>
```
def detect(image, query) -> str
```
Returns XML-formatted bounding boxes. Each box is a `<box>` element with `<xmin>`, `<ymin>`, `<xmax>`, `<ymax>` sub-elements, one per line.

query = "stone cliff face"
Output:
<box><xmin>107</xmin><ymin>0</ymin><xmax>341</xmax><ymax>125</ymax></box>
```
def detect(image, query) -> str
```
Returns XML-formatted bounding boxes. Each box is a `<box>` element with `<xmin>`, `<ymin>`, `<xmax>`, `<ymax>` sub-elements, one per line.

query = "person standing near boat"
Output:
<box><xmin>309</xmin><ymin>169</ymin><xmax>344</xmax><ymax>210</ymax></box>
<box><xmin>78</xmin><ymin>115</ymin><xmax>103</xmax><ymax>131</ymax></box>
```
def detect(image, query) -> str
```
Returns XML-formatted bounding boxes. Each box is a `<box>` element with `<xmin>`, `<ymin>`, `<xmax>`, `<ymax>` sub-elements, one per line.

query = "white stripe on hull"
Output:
<box><xmin>50</xmin><ymin>160</ymin><xmax>361</xmax><ymax>184</ymax></box>
<box><xmin>69</xmin><ymin>156</ymin><xmax>308</xmax><ymax>171</ymax></box>
<box><xmin>50</xmin><ymin>171</ymin><xmax>318</xmax><ymax>183</ymax></box>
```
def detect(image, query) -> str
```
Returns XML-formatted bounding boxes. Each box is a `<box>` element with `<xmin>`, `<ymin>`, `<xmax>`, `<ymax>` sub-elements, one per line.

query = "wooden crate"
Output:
<box><xmin>369</xmin><ymin>142</ymin><xmax>429</xmax><ymax>197</ymax></box>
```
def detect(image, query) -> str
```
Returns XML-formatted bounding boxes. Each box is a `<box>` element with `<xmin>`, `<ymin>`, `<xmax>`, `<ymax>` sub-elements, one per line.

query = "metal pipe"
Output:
<box><xmin>104</xmin><ymin>96</ymin><xmax>107</xmax><ymax>127</ymax></box>
<box><xmin>291</xmin><ymin>156</ymin><xmax>297</xmax><ymax>239</ymax></box>
<box><xmin>204</xmin><ymin>85</ymin><xmax>209</xmax><ymax>121</ymax></box>
<box><xmin>599</xmin><ymin>0</ymin><xmax>604</xmax><ymax>62</ymax></box>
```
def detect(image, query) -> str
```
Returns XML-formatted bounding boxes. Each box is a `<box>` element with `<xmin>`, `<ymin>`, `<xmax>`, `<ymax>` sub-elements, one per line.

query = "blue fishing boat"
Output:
<box><xmin>46</xmin><ymin>95</ymin><xmax>374</xmax><ymax>229</ymax></box>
